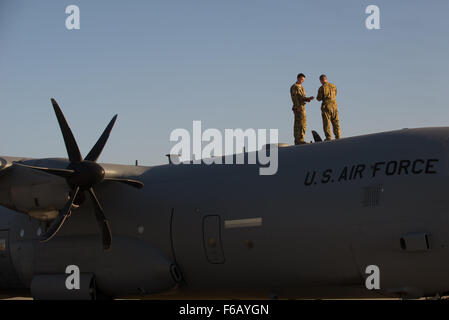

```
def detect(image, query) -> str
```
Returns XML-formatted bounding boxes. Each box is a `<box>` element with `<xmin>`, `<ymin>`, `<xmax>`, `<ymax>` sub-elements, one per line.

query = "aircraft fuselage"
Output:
<box><xmin>0</xmin><ymin>127</ymin><xmax>448</xmax><ymax>299</ymax></box>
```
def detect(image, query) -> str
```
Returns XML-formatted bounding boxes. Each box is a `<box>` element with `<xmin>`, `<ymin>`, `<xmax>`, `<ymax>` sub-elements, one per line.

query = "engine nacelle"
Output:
<box><xmin>31</xmin><ymin>273</ymin><xmax>96</xmax><ymax>300</ymax></box>
<box><xmin>0</xmin><ymin>157</ymin><xmax>12</xmax><ymax>174</ymax></box>
<box><xmin>9</xmin><ymin>182</ymin><xmax>70</xmax><ymax>220</ymax></box>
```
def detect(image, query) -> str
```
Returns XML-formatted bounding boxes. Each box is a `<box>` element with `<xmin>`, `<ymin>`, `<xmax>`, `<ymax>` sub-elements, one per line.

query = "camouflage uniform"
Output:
<box><xmin>290</xmin><ymin>83</ymin><xmax>308</xmax><ymax>144</ymax></box>
<box><xmin>317</xmin><ymin>82</ymin><xmax>341</xmax><ymax>140</ymax></box>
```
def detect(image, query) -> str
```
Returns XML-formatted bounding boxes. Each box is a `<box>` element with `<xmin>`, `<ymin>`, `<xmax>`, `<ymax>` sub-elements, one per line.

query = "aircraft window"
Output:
<box><xmin>208</xmin><ymin>237</ymin><xmax>217</xmax><ymax>248</ymax></box>
<box><xmin>0</xmin><ymin>239</ymin><xmax>5</xmax><ymax>251</ymax></box>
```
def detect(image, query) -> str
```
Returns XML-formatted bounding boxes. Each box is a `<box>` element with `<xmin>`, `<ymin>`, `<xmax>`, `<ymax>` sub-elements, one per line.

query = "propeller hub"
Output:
<box><xmin>67</xmin><ymin>161</ymin><xmax>105</xmax><ymax>190</ymax></box>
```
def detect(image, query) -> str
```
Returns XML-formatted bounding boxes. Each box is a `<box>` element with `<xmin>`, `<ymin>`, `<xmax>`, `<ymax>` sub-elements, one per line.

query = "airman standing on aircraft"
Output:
<box><xmin>290</xmin><ymin>73</ymin><xmax>314</xmax><ymax>145</ymax></box>
<box><xmin>316</xmin><ymin>74</ymin><xmax>341</xmax><ymax>141</ymax></box>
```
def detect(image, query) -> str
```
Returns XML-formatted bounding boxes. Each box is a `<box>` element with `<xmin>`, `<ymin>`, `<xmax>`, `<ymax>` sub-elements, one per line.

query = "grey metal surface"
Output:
<box><xmin>0</xmin><ymin>127</ymin><xmax>448</xmax><ymax>299</ymax></box>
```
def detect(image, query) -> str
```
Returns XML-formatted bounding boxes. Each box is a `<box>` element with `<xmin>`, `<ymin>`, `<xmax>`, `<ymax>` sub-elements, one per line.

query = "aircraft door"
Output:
<box><xmin>203</xmin><ymin>215</ymin><xmax>225</xmax><ymax>264</ymax></box>
<box><xmin>171</xmin><ymin>210</ymin><xmax>226</xmax><ymax>284</ymax></box>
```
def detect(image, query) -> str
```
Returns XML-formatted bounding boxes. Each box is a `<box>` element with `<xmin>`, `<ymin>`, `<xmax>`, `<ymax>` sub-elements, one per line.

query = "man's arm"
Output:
<box><xmin>291</xmin><ymin>86</ymin><xmax>302</xmax><ymax>106</ymax></box>
<box><xmin>316</xmin><ymin>87</ymin><xmax>323</xmax><ymax>101</ymax></box>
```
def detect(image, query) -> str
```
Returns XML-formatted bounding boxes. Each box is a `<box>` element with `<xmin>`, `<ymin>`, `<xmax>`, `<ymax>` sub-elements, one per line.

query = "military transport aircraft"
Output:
<box><xmin>0</xmin><ymin>98</ymin><xmax>448</xmax><ymax>300</ymax></box>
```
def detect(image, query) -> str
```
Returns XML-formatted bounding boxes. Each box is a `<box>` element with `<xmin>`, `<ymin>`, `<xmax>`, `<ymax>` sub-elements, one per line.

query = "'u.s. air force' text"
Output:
<box><xmin>304</xmin><ymin>158</ymin><xmax>439</xmax><ymax>187</ymax></box>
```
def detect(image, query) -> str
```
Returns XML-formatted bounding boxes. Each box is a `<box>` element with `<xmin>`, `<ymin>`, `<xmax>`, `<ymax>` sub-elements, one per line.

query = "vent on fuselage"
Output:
<box><xmin>362</xmin><ymin>185</ymin><xmax>383</xmax><ymax>207</ymax></box>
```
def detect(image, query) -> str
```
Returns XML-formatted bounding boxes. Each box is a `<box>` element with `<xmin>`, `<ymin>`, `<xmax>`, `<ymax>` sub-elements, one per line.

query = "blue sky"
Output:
<box><xmin>1</xmin><ymin>0</ymin><xmax>449</xmax><ymax>165</ymax></box>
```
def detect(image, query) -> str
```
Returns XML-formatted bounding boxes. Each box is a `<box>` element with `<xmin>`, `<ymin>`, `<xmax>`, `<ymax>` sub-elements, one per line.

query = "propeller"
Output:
<box><xmin>15</xmin><ymin>98</ymin><xmax>144</xmax><ymax>250</ymax></box>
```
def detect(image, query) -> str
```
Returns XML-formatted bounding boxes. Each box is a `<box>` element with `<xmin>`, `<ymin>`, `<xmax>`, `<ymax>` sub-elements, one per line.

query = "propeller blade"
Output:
<box><xmin>13</xmin><ymin>162</ymin><xmax>74</xmax><ymax>178</ymax></box>
<box><xmin>40</xmin><ymin>187</ymin><xmax>80</xmax><ymax>243</ymax></box>
<box><xmin>312</xmin><ymin>130</ymin><xmax>323</xmax><ymax>143</ymax></box>
<box><xmin>84</xmin><ymin>115</ymin><xmax>118</xmax><ymax>162</ymax></box>
<box><xmin>103</xmin><ymin>178</ymin><xmax>144</xmax><ymax>189</ymax></box>
<box><xmin>88</xmin><ymin>188</ymin><xmax>112</xmax><ymax>251</ymax></box>
<box><xmin>51</xmin><ymin>98</ymin><xmax>83</xmax><ymax>163</ymax></box>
